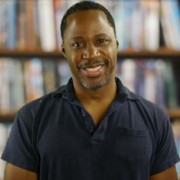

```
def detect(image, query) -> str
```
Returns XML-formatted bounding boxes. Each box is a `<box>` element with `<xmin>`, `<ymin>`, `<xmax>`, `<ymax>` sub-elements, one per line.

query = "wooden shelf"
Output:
<box><xmin>166</xmin><ymin>109</ymin><xmax>180</xmax><ymax>119</ymax></box>
<box><xmin>0</xmin><ymin>113</ymin><xmax>16</xmax><ymax>123</ymax></box>
<box><xmin>0</xmin><ymin>49</ymin><xmax>63</xmax><ymax>58</ymax></box>
<box><xmin>0</xmin><ymin>48</ymin><xmax>180</xmax><ymax>58</ymax></box>
<box><xmin>118</xmin><ymin>48</ymin><xmax>180</xmax><ymax>59</ymax></box>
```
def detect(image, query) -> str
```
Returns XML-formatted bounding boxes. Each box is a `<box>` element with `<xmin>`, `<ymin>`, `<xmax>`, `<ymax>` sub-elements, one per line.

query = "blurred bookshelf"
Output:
<box><xmin>0</xmin><ymin>0</ymin><xmax>180</xmax><ymax>122</ymax></box>
<box><xmin>0</xmin><ymin>0</ymin><xmax>180</xmax><ymax>179</ymax></box>
<box><xmin>0</xmin><ymin>47</ymin><xmax>180</xmax><ymax>121</ymax></box>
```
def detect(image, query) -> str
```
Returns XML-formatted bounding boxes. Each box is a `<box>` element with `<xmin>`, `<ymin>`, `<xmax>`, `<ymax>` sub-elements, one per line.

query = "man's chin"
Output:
<box><xmin>80</xmin><ymin>77</ymin><xmax>109</xmax><ymax>90</ymax></box>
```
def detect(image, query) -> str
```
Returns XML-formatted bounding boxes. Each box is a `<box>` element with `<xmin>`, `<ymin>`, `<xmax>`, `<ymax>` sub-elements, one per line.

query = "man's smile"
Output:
<box><xmin>80</xmin><ymin>64</ymin><xmax>104</xmax><ymax>77</ymax></box>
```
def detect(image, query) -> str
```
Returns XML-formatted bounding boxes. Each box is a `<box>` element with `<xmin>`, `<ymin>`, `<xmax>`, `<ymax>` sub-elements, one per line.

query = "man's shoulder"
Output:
<box><xmin>19</xmin><ymin>85</ymin><xmax>67</xmax><ymax>116</ymax></box>
<box><xmin>125</xmin><ymin>87</ymin><xmax>167</xmax><ymax>119</ymax></box>
<box><xmin>116</xmin><ymin>78</ymin><xmax>162</xmax><ymax>113</ymax></box>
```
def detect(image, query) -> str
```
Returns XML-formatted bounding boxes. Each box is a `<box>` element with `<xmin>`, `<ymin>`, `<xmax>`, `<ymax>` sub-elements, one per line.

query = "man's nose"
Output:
<box><xmin>82</xmin><ymin>44</ymin><xmax>100</xmax><ymax>59</ymax></box>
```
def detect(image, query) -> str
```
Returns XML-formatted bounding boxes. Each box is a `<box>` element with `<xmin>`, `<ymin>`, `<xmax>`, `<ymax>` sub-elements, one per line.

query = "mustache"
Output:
<box><xmin>77</xmin><ymin>59</ymin><xmax>108</xmax><ymax>69</ymax></box>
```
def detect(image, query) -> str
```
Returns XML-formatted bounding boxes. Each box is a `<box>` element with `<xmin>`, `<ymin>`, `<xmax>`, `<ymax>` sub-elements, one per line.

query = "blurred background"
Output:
<box><xmin>0</xmin><ymin>0</ymin><xmax>180</xmax><ymax>179</ymax></box>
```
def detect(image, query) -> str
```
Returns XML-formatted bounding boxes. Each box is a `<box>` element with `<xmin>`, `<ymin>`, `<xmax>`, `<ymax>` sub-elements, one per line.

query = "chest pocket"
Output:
<box><xmin>114</xmin><ymin>127</ymin><xmax>147</xmax><ymax>161</ymax></box>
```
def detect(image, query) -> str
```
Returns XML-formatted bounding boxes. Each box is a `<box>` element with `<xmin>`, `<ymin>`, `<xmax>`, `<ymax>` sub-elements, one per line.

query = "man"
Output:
<box><xmin>1</xmin><ymin>1</ymin><xmax>179</xmax><ymax>180</ymax></box>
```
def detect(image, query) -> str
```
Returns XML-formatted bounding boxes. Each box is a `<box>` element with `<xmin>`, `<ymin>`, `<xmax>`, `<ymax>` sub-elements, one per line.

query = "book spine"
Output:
<box><xmin>38</xmin><ymin>0</ymin><xmax>56</xmax><ymax>51</ymax></box>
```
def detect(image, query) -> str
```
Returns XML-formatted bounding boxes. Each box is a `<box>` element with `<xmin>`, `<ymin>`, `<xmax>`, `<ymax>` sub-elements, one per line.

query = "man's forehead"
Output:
<box><xmin>65</xmin><ymin>11</ymin><xmax>113</xmax><ymax>37</ymax></box>
<box><xmin>63</xmin><ymin>9</ymin><xmax>115</xmax><ymax>42</ymax></box>
<box><xmin>66</xmin><ymin>10</ymin><xmax>107</xmax><ymax>24</ymax></box>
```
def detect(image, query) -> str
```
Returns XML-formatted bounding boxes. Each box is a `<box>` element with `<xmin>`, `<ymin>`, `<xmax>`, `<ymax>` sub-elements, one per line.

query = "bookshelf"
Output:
<box><xmin>0</xmin><ymin>48</ymin><xmax>180</xmax><ymax>121</ymax></box>
<box><xmin>0</xmin><ymin>1</ymin><xmax>180</xmax><ymax>179</ymax></box>
<box><xmin>0</xmin><ymin>0</ymin><xmax>180</xmax><ymax>122</ymax></box>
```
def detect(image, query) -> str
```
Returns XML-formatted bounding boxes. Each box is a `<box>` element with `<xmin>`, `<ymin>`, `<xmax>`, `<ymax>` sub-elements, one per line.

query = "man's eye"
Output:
<box><xmin>72</xmin><ymin>42</ymin><xmax>85</xmax><ymax>48</ymax></box>
<box><xmin>97</xmin><ymin>39</ymin><xmax>109</xmax><ymax>44</ymax></box>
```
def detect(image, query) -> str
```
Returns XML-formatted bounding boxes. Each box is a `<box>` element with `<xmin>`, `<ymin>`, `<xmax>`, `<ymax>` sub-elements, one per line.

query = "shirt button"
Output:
<box><xmin>81</xmin><ymin>109</ymin><xmax>86</xmax><ymax>117</ymax></box>
<box><xmin>89</xmin><ymin>125</ymin><xmax>94</xmax><ymax>134</ymax></box>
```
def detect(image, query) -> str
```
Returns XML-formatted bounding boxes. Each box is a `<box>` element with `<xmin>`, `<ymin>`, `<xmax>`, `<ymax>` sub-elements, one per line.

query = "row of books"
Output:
<box><xmin>0</xmin><ymin>123</ymin><xmax>12</xmax><ymax>180</ymax></box>
<box><xmin>116</xmin><ymin>59</ymin><xmax>179</xmax><ymax>109</ymax></box>
<box><xmin>0</xmin><ymin>57</ymin><xmax>179</xmax><ymax>115</ymax></box>
<box><xmin>0</xmin><ymin>57</ymin><xmax>71</xmax><ymax>114</ymax></box>
<box><xmin>0</xmin><ymin>0</ymin><xmax>179</xmax><ymax>51</ymax></box>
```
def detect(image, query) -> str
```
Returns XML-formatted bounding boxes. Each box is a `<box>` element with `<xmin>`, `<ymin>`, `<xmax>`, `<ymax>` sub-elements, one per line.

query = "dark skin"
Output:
<box><xmin>4</xmin><ymin>10</ymin><xmax>178</xmax><ymax>180</ymax></box>
<box><xmin>62</xmin><ymin>10</ymin><xmax>118</xmax><ymax>126</ymax></box>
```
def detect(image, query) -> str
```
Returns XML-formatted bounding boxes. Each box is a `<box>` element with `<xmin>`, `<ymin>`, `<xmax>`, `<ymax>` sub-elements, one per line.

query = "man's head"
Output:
<box><xmin>60</xmin><ymin>1</ymin><xmax>116</xmax><ymax>41</ymax></box>
<box><xmin>61</xmin><ymin>1</ymin><xmax>118</xmax><ymax>91</ymax></box>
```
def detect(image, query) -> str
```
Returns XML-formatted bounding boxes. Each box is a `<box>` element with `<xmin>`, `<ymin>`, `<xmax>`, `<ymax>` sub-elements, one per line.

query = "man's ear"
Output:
<box><xmin>61</xmin><ymin>44</ymin><xmax>67</xmax><ymax>59</ymax></box>
<box><xmin>116</xmin><ymin>40</ymin><xmax>119</xmax><ymax>48</ymax></box>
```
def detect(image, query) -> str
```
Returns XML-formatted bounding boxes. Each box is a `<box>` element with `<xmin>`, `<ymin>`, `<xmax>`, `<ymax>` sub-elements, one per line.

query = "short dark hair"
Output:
<box><xmin>60</xmin><ymin>1</ymin><xmax>116</xmax><ymax>41</ymax></box>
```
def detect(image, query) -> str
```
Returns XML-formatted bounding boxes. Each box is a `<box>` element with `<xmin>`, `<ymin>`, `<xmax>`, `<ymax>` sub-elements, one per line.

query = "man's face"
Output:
<box><xmin>62</xmin><ymin>10</ymin><xmax>118</xmax><ymax>90</ymax></box>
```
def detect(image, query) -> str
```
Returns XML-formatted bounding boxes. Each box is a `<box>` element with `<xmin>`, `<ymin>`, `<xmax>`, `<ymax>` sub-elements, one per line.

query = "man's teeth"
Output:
<box><xmin>85</xmin><ymin>66</ymin><xmax>102</xmax><ymax>72</ymax></box>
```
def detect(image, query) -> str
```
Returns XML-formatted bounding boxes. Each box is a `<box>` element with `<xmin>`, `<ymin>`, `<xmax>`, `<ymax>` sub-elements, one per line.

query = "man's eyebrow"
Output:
<box><xmin>70</xmin><ymin>33</ymin><xmax>110</xmax><ymax>41</ymax></box>
<box><xmin>95</xmin><ymin>33</ymin><xmax>108</xmax><ymax>36</ymax></box>
<box><xmin>70</xmin><ymin>36</ymin><xmax>84</xmax><ymax>41</ymax></box>
<box><xmin>71</xmin><ymin>33</ymin><xmax>108</xmax><ymax>39</ymax></box>
<box><xmin>94</xmin><ymin>33</ymin><xmax>110</xmax><ymax>38</ymax></box>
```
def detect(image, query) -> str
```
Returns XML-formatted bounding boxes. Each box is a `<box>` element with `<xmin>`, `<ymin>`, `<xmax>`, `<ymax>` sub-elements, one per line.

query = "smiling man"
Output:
<box><xmin>1</xmin><ymin>1</ymin><xmax>179</xmax><ymax>180</ymax></box>
<box><xmin>62</xmin><ymin>9</ymin><xmax>117</xmax><ymax>92</ymax></box>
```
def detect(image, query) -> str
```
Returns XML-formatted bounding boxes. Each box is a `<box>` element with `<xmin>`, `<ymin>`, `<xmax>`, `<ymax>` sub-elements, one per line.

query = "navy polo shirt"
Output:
<box><xmin>2</xmin><ymin>78</ymin><xmax>179</xmax><ymax>180</ymax></box>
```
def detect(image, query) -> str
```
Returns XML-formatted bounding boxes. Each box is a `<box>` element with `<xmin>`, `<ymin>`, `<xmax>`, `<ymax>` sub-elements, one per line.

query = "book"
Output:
<box><xmin>142</xmin><ymin>0</ymin><xmax>160</xmax><ymax>50</ymax></box>
<box><xmin>17</xmin><ymin>0</ymin><xmax>27</xmax><ymax>49</ymax></box>
<box><xmin>143</xmin><ymin>60</ymin><xmax>157</xmax><ymax>104</ymax></box>
<box><xmin>134</xmin><ymin>60</ymin><xmax>146</xmax><ymax>97</ymax></box>
<box><xmin>154</xmin><ymin>60</ymin><xmax>166</xmax><ymax>108</ymax></box>
<box><xmin>38</xmin><ymin>0</ymin><xmax>56</xmax><ymax>51</ymax></box>
<box><xmin>25</xmin><ymin>0</ymin><xmax>37</xmax><ymax>49</ymax></box>
<box><xmin>13</xmin><ymin>60</ymin><xmax>25</xmax><ymax>110</ymax></box>
<box><xmin>0</xmin><ymin>59</ymin><xmax>11</xmax><ymax>114</ymax></box>
<box><xmin>113</xmin><ymin>1</ymin><xmax>125</xmax><ymax>50</ymax></box>
<box><xmin>0</xmin><ymin>0</ymin><xmax>7</xmax><ymax>48</ymax></box>
<box><xmin>161</xmin><ymin>0</ymin><xmax>180</xmax><ymax>49</ymax></box>
<box><xmin>116</xmin><ymin>59</ymin><xmax>123</xmax><ymax>81</ymax></box>
<box><xmin>130</xmin><ymin>1</ymin><xmax>144</xmax><ymax>50</ymax></box>
<box><xmin>120</xmin><ymin>59</ymin><xmax>136</xmax><ymax>92</ymax></box>
<box><xmin>163</xmin><ymin>61</ymin><xmax>178</xmax><ymax>108</ymax></box>
<box><xmin>53</xmin><ymin>0</ymin><xmax>63</xmax><ymax>49</ymax></box>
<box><xmin>57</xmin><ymin>59</ymin><xmax>71</xmax><ymax>87</ymax></box>
<box><xmin>42</xmin><ymin>59</ymin><xmax>57</xmax><ymax>94</ymax></box>
<box><xmin>6</xmin><ymin>0</ymin><xmax>17</xmax><ymax>49</ymax></box>
<box><xmin>33</xmin><ymin>0</ymin><xmax>41</xmax><ymax>48</ymax></box>
<box><xmin>23</xmin><ymin>58</ymin><xmax>44</xmax><ymax>103</ymax></box>
<box><xmin>0</xmin><ymin>0</ymin><xmax>17</xmax><ymax>49</ymax></box>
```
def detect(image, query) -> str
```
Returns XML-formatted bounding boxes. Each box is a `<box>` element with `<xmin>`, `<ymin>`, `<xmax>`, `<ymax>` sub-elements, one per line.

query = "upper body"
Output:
<box><xmin>2</xmin><ymin>78</ymin><xmax>179</xmax><ymax>180</ymax></box>
<box><xmin>2</xmin><ymin>1</ymin><xmax>179</xmax><ymax>180</ymax></box>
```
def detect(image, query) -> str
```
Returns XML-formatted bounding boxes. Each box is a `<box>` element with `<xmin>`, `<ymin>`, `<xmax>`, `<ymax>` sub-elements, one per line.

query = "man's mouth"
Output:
<box><xmin>84</xmin><ymin>65</ymin><xmax>103</xmax><ymax>72</ymax></box>
<box><xmin>80</xmin><ymin>64</ymin><xmax>104</xmax><ymax>77</ymax></box>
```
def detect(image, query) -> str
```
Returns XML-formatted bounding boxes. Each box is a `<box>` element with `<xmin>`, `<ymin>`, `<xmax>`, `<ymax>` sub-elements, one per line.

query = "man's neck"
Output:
<box><xmin>73</xmin><ymin>78</ymin><xmax>117</xmax><ymax>104</ymax></box>
<box><xmin>72</xmin><ymin>78</ymin><xmax>117</xmax><ymax>126</ymax></box>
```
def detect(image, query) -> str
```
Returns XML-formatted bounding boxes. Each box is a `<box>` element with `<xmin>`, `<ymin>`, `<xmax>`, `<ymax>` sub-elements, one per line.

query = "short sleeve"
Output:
<box><xmin>150</xmin><ymin>112</ymin><xmax>180</xmax><ymax>175</ymax></box>
<box><xmin>1</xmin><ymin>107</ymin><xmax>38</xmax><ymax>172</ymax></box>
